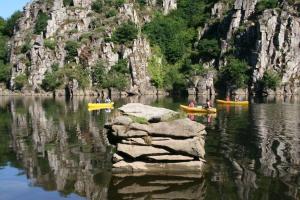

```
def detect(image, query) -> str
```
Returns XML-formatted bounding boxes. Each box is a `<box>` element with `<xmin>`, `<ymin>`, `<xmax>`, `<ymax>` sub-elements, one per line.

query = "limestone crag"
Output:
<box><xmin>106</xmin><ymin>104</ymin><xmax>206</xmax><ymax>173</ymax></box>
<box><xmin>8</xmin><ymin>0</ymin><xmax>171</xmax><ymax>95</ymax></box>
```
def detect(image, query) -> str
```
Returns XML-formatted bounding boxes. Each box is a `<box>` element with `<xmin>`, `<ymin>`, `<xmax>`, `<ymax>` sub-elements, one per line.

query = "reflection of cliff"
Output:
<box><xmin>109</xmin><ymin>175</ymin><xmax>206</xmax><ymax>200</ymax></box>
<box><xmin>252</xmin><ymin>104</ymin><xmax>300</xmax><ymax>199</ymax></box>
<box><xmin>9</xmin><ymin>97</ymin><xmax>112</xmax><ymax>200</ymax></box>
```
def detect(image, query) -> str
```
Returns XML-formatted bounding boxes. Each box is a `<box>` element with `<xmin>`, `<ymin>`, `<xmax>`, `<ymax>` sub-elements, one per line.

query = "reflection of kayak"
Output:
<box><xmin>187</xmin><ymin>112</ymin><xmax>217</xmax><ymax>118</ymax></box>
<box><xmin>216</xmin><ymin>99</ymin><xmax>249</xmax><ymax>105</ymax></box>
<box><xmin>180</xmin><ymin>105</ymin><xmax>217</xmax><ymax>113</ymax></box>
<box><xmin>88</xmin><ymin>103</ymin><xmax>114</xmax><ymax>109</ymax></box>
<box><xmin>88</xmin><ymin>107</ymin><xmax>113</xmax><ymax>112</ymax></box>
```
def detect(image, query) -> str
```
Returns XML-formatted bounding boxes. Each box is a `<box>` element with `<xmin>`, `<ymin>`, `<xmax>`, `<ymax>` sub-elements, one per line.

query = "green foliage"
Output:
<box><xmin>0</xmin><ymin>34</ymin><xmax>8</xmax><ymax>62</ymax></box>
<box><xmin>41</xmin><ymin>71</ymin><xmax>61</xmax><ymax>91</ymax></box>
<box><xmin>256</xmin><ymin>0</ymin><xmax>278</xmax><ymax>13</ymax></box>
<box><xmin>14</xmin><ymin>74</ymin><xmax>27</xmax><ymax>90</ymax></box>
<box><xmin>63</xmin><ymin>0</ymin><xmax>74</xmax><ymax>7</ymax></box>
<box><xmin>106</xmin><ymin>8</ymin><xmax>117</xmax><ymax>18</ymax></box>
<box><xmin>148</xmin><ymin>47</ymin><xmax>166</xmax><ymax>88</ymax></box>
<box><xmin>219</xmin><ymin>56</ymin><xmax>249</xmax><ymax>89</ymax></box>
<box><xmin>259</xmin><ymin>71</ymin><xmax>280</xmax><ymax>90</ymax></box>
<box><xmin>21</xmin><ymin>41</ymin><xmax>32</xmax><ymax>53</ymax></box>
<box><xmin>144</xmin><ymin>14</ymin><xmax>195</xmax><ymax>63</ymax></box>
<box><xmin>92</xmin><ymin>59</ymin><xmax>129</xmax><ymax>90</ymax></box>
<box><xmin>130</xmin><ymin>116</ymin><xmax>149</xmax><ymax>124</ymax></box>
<box><xmin>34</xmin><ymin>12</ymin><xmax>50</xmax><ymax>34</ymax></box>
<box><xmin>92</xmin><ymin>0</ymin><xmax>103</xmax><ymax>13</ymax></box>
<box><xmin>62</xmin><ymin>64</ymin><xmax>90</xmax><ymax>88</ymax></box>
<box><xmin>44</xmin><ymin>39</ymin><xmax>56</xmax><ymax>50</ymax></box>
<box><xmin>112</xmin><ymin>22</ymin><xmax>138</xmax><ymax>45</ymax></box>
<box><xmin>197</xmin><ymin>39</ymin><xmax>220</xmax><ymax>61</ymax></box>
<box><xmin>65</xmin><ymin>40</ymin><xmax>80</xmax><ymax>62</ymax></box>
<box><xmin>0</xmin><ymin>61</ymin><xmax>11</xmax><ymax>83</ymax></box>
<box><xmin>2</xmin><ymin>11</ymin><xmax>22</xmax><ymax>37</ymax></box>
<box><xmin>114</xmin><ymin>0</ymin><xmax>125</xmax><ymax>7</ymax></box>
<box><xmin>137</xmin><ymin>0</ymin><xmax>147</xmax><ymax>6</ymax></box>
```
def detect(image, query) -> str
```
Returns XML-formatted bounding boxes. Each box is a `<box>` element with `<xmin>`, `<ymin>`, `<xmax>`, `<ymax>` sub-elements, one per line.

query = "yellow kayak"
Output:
<box><xmin>216</xmin><ymin>99</ymin><xmax>249</xmax><ymax>105</ymax></box>
<box><xmin>180</xmin><ymin>105</ymin><xmax>217</xmax><ymax>113</ymax></box>
<box><xmin>88</xmin><ymin>102</ymin><xmax>114</xmax><ymax>109</ymax></box>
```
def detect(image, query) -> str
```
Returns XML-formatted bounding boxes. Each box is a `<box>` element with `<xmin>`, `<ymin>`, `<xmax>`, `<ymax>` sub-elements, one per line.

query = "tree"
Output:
<box><xmin>41</xmin><ymin>71</ymin><xmax>61</xmax><ymax>91</ymax></box>
<box><xmin>259</xmin><ymin>70</ymin><xmax>280</xmax><ymax>91</ymax></box>
<box><xmin>197</xmin><ymin>39</ymin><xmax>220</xmax><ymax>61</ymax></box>
<box><xmin>0</xmin><ymin>61</ymin><xmax>10</xmax><ymax>83</ymax></box>
<box><xmin>65</xmin><ymin>40</ymin><xmax>80</xmax><ymax>62</ymax></box>
<box><xmin>2</xmin><ymin>11</ymin><xmax>22</xmax><ymax>37</ymax></box>
<box><xmin>219</xmin><ymin>56</ymin><xmax>249</xmax><ymax>90</ymax></box>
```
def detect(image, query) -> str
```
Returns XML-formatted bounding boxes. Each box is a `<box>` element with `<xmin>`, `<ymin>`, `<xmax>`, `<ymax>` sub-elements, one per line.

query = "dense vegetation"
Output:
<box><xmin>112</xmin><ymin>22</ymin><xmax>138</xmax><ymax>45</ymax></box>
<box><xmin>0</xmin><ymin>12</ymin><xmax>22</xmax><ymax>87</ymax></box>
<box><xmin>34</xmin><ymin>12</ymin><xmax>50</xmax><ymax>35</ymax></box>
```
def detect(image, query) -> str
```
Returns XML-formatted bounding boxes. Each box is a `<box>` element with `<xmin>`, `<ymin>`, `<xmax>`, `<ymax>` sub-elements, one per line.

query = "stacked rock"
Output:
<box><xmin>106</xmin><ymin>103</ymin><xmax>206</xmax><ymax>173</ymax></box>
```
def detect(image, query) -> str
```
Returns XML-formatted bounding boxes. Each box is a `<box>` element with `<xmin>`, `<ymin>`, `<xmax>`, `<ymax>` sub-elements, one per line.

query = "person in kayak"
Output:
<box><xmin>95</xmin><ymin>94</ymin><xmax>101</xmax><ymax>103</ymax></box>
<box><xmin>105</xmin><ymin>96</ymin><xmax>111</xmax><ymax>103</ymax></box>
<box><xmin>205</xmin><ymin>99</ymin><xmax>211</xmax><ymax>109</ymax></box>
<box><xmin>188</xmin><ymin>100</ymin><xmax>195</xmax><ymax>107</ymax></box>
<box><xmin>226</xmin><ymin>96</ymin><xmax>230</xmax><ymax>101</ymax></box>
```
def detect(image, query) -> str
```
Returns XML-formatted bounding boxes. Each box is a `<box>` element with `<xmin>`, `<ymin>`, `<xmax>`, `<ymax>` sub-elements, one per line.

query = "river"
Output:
<box><xmin>0</xmin><ymin>95</ymin><xmax>299</xmax><ymax>200</ymax></box>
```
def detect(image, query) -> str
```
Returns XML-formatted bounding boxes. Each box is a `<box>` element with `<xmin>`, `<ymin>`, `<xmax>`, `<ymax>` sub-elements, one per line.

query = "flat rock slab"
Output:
<box><xmin>147</xmin><ymin>155</ymin><xmax>194</xmax><ymax>161</ymax></box>
<box><xmin>148</xmin><ymin>119</ymin><xmax>206</xmax><ymax>138</ymax></box>
<box><xmin>118</xmin><ymin>103</ymin><xmax>179</xmax><ymax>122</ymax></box>
<box><xmin>123</xmin><ymin>137</ymin><xmax>205</xmax><ymax>158</ymax></box>
<box><xmin>117</xmin><ymin>144</ymin><xmax>169</xmax><ymax>158</ymax></box>
<box><xmin>113</xmin><ymin>161</ymin><xmax>205</xmax><ymax>173</ymax></box>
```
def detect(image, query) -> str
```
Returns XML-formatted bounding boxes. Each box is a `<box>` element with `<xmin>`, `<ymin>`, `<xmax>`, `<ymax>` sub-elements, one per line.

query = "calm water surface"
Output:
<box><xmin>0</xmin><ymin>96</ymin><xmax>299</xmax><ymax>200</ymax></box>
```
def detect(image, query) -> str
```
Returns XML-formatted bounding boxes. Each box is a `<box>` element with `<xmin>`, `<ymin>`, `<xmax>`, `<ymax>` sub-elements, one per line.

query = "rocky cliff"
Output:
<box><xmin>3</xmin><ymin>0</ymin><xmax>300</xmax><ymax>96</ymax></box>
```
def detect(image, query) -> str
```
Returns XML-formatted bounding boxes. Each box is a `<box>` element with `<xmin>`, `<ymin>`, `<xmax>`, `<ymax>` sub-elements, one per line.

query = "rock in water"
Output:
<box><xmin>118</xmin><ymin>103</ymin><xmax>179</xmax><ymax>122</ymax></box>
<box><xmin>106</xmin><ymin>103</ymin><xmax>206</xmax><ymax>174</ymax></box>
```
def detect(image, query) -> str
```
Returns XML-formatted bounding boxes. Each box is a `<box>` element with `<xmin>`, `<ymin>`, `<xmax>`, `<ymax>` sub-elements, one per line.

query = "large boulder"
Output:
<box><xmin>118</xmin><ymin>103</ymin><xmax>179</xmax><ymax>122</ymax></box>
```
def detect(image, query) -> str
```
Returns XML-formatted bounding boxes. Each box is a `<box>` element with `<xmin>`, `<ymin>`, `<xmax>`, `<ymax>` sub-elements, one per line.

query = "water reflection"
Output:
<box><xmin>0</xmin><ymin>96</ymin><xmax>300</xmax><ymax>199</ymax></box>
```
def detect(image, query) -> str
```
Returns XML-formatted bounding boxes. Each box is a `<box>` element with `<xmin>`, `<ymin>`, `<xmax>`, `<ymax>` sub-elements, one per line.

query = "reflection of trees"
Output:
<box><xmin>8</xmin><ymin>97</ymin><xmax>112</xmax><ymax>200</ymax></box>
<box><xmin>252</xmin><ymin>104</ymin><xmax>300</xmax><ymax>199</ymax></box>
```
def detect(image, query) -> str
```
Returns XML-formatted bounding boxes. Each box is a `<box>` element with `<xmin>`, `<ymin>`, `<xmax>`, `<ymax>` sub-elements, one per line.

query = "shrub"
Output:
<box><xmin>112</xmin><ymin>22</ymin><xmax>138</xmax><ymax>45</ymax></box>
<box><xmin>256</xmin><ymin>0</ymin><xmax>278</xmax><ymax>13</ymax></box>
<box><xmin>197</xmin><ymin>39</ymin><xmax>220</xmax><ymax>61</ymax></box>
<box><xmin>92</xmin><ymin>59</ymin><xmax>129</xmax><ymax>90</ymax></box>
<box><xmin>106</xmin><ymin>8</ymin><xmax>118</xmax><ymax>18</ymax></box>
<box><xmin>14</xmin><ymin>74</ymin><xmax>27</xmax><ymax>90</ymax></box>
<box><xmin>21</xmin><ymin>42</ymin><xmax>32</xmax><ymax>53</ymax></box>
<box><xmin>41</xmin><ymin>71</ymin><xmax>61</xmax><ymax>91</ymax></box>
<box><xmin>260</xmin><ymin>70</ymin><xmax>280</xmax><ymax>90</ymax></box>
<box><xmin>137</xmin><ymin>0</ymin><xmax>147</xmax><ymax>6</ymax></box>
<box><xmin>218</xmin><ymin>56</ymin><xmax>249</xmax><ymax>89</ymax></box>
<box><xmin>44</xmin><ymin>39</ymin><xmax>56</xmax><ymax>50</ymax></box>
<box><xmin>62</xmin><ymin>64</ymin><xmax>90</xmax><ymax>89</ymax></box>
<box><xmin>114</xmin><ymin>0</ymin><xmax>125</xmax><ymax>8</ymax></box>
<box><xmin>65</xmin><ymin>40</ymin><xmax>80</xmax><ymax>62</ymax></box>
<box><xmin>34</xmin><ymin>12</ymin><xmax>50</xmax><ymax>34</ymax></box>
<box><xmin>0</xmin><ymin>61</ymin><xmax>10</xmax><ymax>83</ymax></box>
<box><xmin>92</xmin><ymin>0</ymin><xmax>103</xmax><ymax>13</ymax></box>
<box><xmin>63</xmin><ymin>0</ymin><xmax>74</xmax><ymax>7</ymax></box>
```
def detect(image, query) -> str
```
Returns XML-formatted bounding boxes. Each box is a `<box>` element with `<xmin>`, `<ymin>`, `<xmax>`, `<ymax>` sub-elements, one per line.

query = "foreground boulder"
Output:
<box><xmin>106</xmin><ymin>104</ymin><xmax>206</xmax><ymax>174</ymax></box>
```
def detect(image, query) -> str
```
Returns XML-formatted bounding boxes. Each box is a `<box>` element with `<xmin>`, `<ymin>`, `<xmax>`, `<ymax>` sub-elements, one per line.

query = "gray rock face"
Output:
<box><xmin>163</xmin><ymin>0</ymin><xmax>177</xmax><ymax>15</ymax></box>
<box><xmin>106</xmin><ymin>103</ymin><xmax>206</xmax><ymax>173</ymax></box>
<box><xmin>113</xmin><ymin>161</ymin><xmax>204</xmax><ymax>173</ymax></box>
<box><xmin>117</xmin><ymin>143</ymin><xmax>169</xmax><ymax>158</ymax></box>
<box><xmin>119</xmin><ymin>103</ymin><xmax>179</xmax><ymax>122</ymax></box>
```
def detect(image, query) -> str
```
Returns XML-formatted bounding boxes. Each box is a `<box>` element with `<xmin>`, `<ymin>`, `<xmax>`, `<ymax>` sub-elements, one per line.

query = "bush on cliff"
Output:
<box><xmin>259</xmin><ymin>70</ymin><xmax>280</xmax><ymax>91</ymax></box>
<box><xmin>92</xmin><ymin>59</ymin><xmax>129</xmax><ymax>90</ymax></box>
<box><xmin>14</xmin><ymin>74</ymin><xmax>27</xmax><ymax>90</ymax></box>
<box><xmin>218</xmin><ymin>56</ymin><xmax>249</xmax><ymax>90</ymax></box>
<box><xmin>0</xmin><ymin>61</ymin><xmax>10</xmax><ymax>83</ymax></box>
<box><xmin>65</xmin><ymin>40</ymin><xmax>80</xmax><ymax>62</ymax></box>
<box><xmin>41</xmin><ymin>71</ymin><xmax>61</xmax><ymax>91</ymax></box>
<box><xmin>34</xmin><ymin>12</ymin><xmax>50</xmax><ymax>35</ymax></box>
<box><xmin>112</xmin><ymin>22</ymin><xmax>138</xmax><ymax>45</ymax></box>
<box><xmin>2</xmin><ymin>11</ymin><xmax>22</xmax><ymax>37</ymax></box>
<box><xmin>256</xmin><ymin>0</ymin><xmax>278</xmax><ymax>13</ymax></box>
<box><xmin>197</xmin><ymin>39</ymin><xmax>221</xmax><ymax>61</ymax></box>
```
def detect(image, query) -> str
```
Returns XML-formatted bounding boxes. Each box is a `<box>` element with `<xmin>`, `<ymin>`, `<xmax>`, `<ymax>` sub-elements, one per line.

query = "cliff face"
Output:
<box><xmin>6</xmin><ymin>0</ymin><xmax>300</xmax><ymax>96</ymax></box>
<box><xmin>9</xmin><ymin>0</ymin><xmax>177</xmax><ymax>95</ymax></box>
